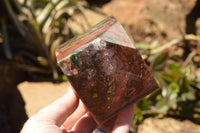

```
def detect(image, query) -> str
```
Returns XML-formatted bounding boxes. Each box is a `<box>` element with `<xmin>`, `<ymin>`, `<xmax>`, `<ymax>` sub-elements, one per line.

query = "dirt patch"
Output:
<box><xmin>138</xmin><ymin>117</ymin><xmax>200</xmax><ymax>133</ymax></box>
<box><xmin>102</xmin><ymin>0</ymin><xmax>198</xmax><ymax>43</ymax></box>
<box><xmin>69</xmin><ymin>0</ymin><xmax>199</xmax><ymax>45</ymax></box>
<box><xmin>18</xmin><ymin>81</ymin><xmax>70</xmax><ymax>117</ymax></box>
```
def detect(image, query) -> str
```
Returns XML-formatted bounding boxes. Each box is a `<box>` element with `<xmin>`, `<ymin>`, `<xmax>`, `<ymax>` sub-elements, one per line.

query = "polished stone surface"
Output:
<box><xmin>56</xmin><ymin>16</ymin><xmax>159</xmax><ymax>125</ymax></box>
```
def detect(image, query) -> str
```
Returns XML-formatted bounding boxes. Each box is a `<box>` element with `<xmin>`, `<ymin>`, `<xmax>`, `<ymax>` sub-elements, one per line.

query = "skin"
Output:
<box><xmin>20</xmin><ymin>86</ymin><xmax>135</xmax><ymax>133</ymax></box>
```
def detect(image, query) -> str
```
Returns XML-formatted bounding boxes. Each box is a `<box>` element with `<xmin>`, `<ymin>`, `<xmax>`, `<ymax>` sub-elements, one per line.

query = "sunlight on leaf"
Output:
<box><xmin>151</xmin><ymin>51</ymin><xmax>168</xmax><ymax>70</ymax></box>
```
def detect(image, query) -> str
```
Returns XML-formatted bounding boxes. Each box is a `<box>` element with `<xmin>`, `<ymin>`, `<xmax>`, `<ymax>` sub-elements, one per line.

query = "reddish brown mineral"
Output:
<box><xmin>56</xmin><ymin>16</ymin><xmax>159</xmax><ymax>125</ymax></box>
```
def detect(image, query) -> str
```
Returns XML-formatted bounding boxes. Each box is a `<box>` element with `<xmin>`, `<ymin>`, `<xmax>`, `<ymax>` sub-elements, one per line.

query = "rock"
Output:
<box><xmin>56</xmin><ymin>17</ymin><xmax>159</xmax><ymax>124</ymax></box>
<box><xmin>137</xmin><ymin>117</ymin><xmax>200</xmax><ymax>133</ymax></box>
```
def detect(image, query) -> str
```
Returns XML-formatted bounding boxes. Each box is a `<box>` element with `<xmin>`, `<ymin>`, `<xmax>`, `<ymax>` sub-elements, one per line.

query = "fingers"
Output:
<box><xmin>36</xmin><ymin>86</ymin><xmax>79</xmax><ymax>126</ymax></box>
<box><xmin>112</xmin><ymin>104</ymin><xmax>135</xmax><ymax>133</ymax></box>
<box><xmin>62</xmin><ymin>99</ymin><xmax>87</xmax><ymax>129</ymax></box>
<box><xmin>23</xmin><ymin>84</ymin><xmax>135</xmax><ymax>133</ymax></box>
<box><xmin>68</xmin><ymin>113</ymin><xmax>97</xmax><ymax>133</ymax></box>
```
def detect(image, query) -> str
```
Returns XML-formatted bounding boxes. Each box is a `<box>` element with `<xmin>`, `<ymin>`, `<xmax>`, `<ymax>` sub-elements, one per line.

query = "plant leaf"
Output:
<box><xmin>151</xmin><ymin>51</ymin><xmax>168</xmax><ymax>70</ymax></box>
<box><xmin>156</xmin><ymin>100</ymin><xmax>168</xmax><ymax>113</ymax></box>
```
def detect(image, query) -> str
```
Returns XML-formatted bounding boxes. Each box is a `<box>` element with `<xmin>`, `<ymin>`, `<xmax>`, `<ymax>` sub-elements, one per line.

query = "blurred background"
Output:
<box><xmin>0</xmin><ymin>0</ymin><xmax>200</xmax><ymax>133</ymax></box>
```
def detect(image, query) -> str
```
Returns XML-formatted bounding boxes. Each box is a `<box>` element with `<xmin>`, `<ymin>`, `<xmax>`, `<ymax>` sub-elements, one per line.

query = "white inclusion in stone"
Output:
<box><xmin>92</xmin><ymin>38</ymin><xmax>106</xmax><ymax>50</ymax></box>
<box><xmin>109</xmin><ymin>64</ymin><xmax>114</xmax><ymax>72</ymax></box>
<box><xmin>87</xmin><ymin>69</ymin><xmax>95</xmax><ymax>80</ymax></box>
<box><xmin>104</xmin><ymin>52</ymin><xmax>109</xmax><ymax>56</ymax></box>
<box><xmin>63</xmin><ymin>65</ymin><xmax>71</xmax><ymax>76</ymax></box>
<box><xmin>72</xmin><ymin>69</ymin><xmax>78</xmax><ymax>76</ymax></box>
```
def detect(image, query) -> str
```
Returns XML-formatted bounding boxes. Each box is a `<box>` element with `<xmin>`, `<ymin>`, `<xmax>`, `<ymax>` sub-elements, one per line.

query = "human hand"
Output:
<box><xmin>20</xmin><ymin>86</ymin><xmax>135</xmax><ymax>133</ymax></box>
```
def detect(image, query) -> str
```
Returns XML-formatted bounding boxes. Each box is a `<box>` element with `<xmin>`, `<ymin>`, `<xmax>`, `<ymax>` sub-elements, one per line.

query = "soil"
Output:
<box><xmin>102</xmin><ymin>0</ymin><xmax>199</xmax><ymax>43</ymax></box>
<box><xmin>137</xmin><ymin>117</ymin><xmax>200</xmax><ymax>133</ymax></box>
<box><xmin>70</xmin><ymin>0</ymin><xmax>200</xmax><ymax>44</ymax></box>
<box><xmin>18</xmin><ymin>81</ymin><xmax>70</xmax><ymax>117</ymax></box>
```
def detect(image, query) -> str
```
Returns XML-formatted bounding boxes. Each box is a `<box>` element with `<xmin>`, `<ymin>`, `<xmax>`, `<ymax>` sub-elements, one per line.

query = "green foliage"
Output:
<box><xmin>0</xmin><ymin>0</ymin><xmax>104</xmax><ymax>80</ymax></box>
<box><xmin>134</xmin><ymin>37</ymin><xmax>200</xmax><ymax>124</ymax></box>
<box><xmin>59</xmin><ymin>74</ymin><xmax>68</xmax><ymax>81</ymax></box>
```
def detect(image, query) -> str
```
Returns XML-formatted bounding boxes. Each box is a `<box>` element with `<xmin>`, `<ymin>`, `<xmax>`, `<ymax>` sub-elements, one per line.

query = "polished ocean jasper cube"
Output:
<box><xmin>56</xmin><ymin>16</ymin><xmax>159</xmax><ymax>125</ymax></box>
